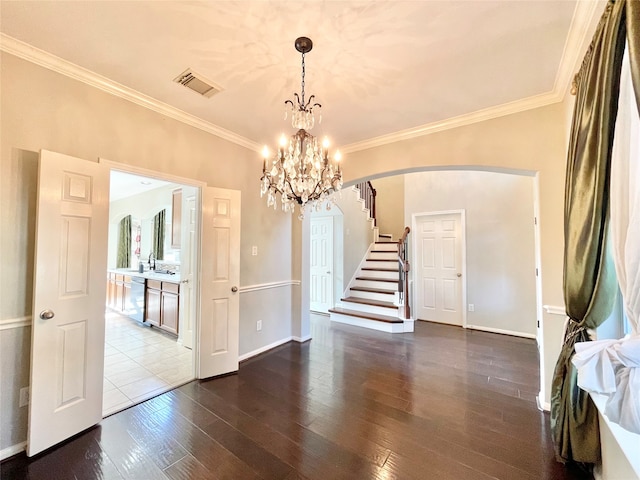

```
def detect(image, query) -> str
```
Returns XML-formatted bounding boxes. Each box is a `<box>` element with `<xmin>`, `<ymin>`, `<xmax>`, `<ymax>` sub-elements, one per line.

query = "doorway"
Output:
<box><xmin>413</xmin><ymin>210</ymin><xmax>466</xmax><ymax>326</ymax></box>
<box><xmin>102</xmin><ymin>170</ymin><xmax>197</xmax><ymax>416</ymax></box>
<box><xmin>309</xmin><ymin>216</ymin><xmax>334</xmax><ymax>313</ymax></box>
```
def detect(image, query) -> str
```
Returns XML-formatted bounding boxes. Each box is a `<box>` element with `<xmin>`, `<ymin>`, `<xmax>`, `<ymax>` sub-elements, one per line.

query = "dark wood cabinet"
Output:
<box><xmin>145</xmin><ymin>279</ymin><xmax>179</xmax><ymax>335</ymax></box>
<box><xmin>107</xmin><ymin>272</ymin><xmax>131</xmax><ymax>312</ymax></box>
<box><xmin>145</xmin><ymin>280</ymin><xmax>162</xmax><ymax>327</ymax></box>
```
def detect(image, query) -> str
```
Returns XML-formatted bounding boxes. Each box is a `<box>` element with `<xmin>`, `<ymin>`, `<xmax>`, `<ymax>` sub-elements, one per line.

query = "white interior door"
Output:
<box><xmin>179</xmin><ymin>187</ymin><xmax>197</xmax><ymax>350</ymax></box>
<box><xmin>310</xmin><ymin>216</ymin><xmax>334</xmax><ymax>313</ymax></box>
<box><xmin>198</xmin><ymin>186</ymin><xmax>240</xmax><ymax>378</ymax></box>
<box><xmin>415</xmin><ymin>212</ymin><xmax>464</xmax><ymax>326</ymax></box>
<box><xmin>28</xmin><ymin>150</ymin><xmax>109</xmax><ymax>456</ymax></box>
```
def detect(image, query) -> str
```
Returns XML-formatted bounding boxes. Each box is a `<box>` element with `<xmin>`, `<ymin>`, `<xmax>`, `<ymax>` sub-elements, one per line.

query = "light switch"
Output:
<box><xmin>252</xmin><ymin>246</ymin><xmax>258</xmax><ymax>256</ymax></box>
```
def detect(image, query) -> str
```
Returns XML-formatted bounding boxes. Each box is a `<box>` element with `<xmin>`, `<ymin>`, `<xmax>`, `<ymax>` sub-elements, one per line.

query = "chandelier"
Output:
<box><xmin>260</xmin><ymin>37</ymin><xmax>343</xmax><ymax>216</ymax></box>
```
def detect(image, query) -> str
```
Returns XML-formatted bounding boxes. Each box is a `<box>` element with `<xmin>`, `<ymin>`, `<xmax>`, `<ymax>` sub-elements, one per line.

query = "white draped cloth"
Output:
<box><xmin>572</xmin><ymin>47</ymin><xmax>640</xmax><ymax>435</ymax></box>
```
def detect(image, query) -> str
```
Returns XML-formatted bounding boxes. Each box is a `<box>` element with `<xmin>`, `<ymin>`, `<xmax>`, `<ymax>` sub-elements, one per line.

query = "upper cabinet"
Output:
<box><xmin>171</xmin><ymin>188</ymin><xmax>182</xmax><ymax>249</ymax></box>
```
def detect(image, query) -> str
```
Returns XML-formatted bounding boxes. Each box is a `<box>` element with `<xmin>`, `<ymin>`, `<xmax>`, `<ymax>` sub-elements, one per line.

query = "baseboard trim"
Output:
<box><xmin>293</xmin><ymin>334</ymin><xmax>312</xmax><ymax>343</ymax></box>
<box><xmin>0</xmin><ymin>316</ymin><xmax>32</xmax><ymax>331</ymax></box>
<box><xmin>537</xmin><ymin>393</ymin><xmax>551</xmax><ymax>412</ymax></box>
<box><xmin>239</xmin><ymin>280</ymin><xmax>301</xmax><ymax>294</ymax></box>
<box><xmin>1</xmin><ymin>441</ymin><xmax>26</xmax><ymax>461</ymax></box>
<box><xmin>466</xmin><ymin>324</ymin><xmax>536</xmax><ymax>339</ymax></box>
<box><xmin>239</xmin><ymin>337</ymin><xmax>293</xmax><ymax>362</ymax></box>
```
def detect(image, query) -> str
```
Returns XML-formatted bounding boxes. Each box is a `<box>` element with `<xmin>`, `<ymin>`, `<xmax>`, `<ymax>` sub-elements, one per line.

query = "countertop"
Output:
<box><xmin>108</xmin><ymin>268</ymin><xmax>181</xmax><ymax>283</ymax></box>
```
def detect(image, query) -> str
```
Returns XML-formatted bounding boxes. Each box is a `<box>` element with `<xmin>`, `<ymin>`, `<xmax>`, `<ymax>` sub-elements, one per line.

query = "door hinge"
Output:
<box><xmin>537</xmin><ymin>320</ymin><xmax>540</xmax><ymax>328</ymax></box>
<box><xmin>535</xmin><ymin>268</ymin><xmax>539</xmax><ymax>276</ymax></box>
<box><xmin>534</xmin><ymin>217</ymin><xmax>537</xmax><ymax>225</ymax></box>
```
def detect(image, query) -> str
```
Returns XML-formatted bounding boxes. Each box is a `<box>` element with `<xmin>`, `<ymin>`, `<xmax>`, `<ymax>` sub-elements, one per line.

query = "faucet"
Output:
<box><xmin>148</xmin><ymin>252</ymin><xmax>156</xmax><ymax>271</ymax></box>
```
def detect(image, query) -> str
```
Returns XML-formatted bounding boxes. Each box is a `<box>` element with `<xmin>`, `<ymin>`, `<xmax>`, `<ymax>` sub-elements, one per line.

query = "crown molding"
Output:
<box><xmin>341</xmin><ymin>91</ymin><xmax>560</xmax><ymax>154</ymax></box>
<box><xmin>0</xmin><ymin>33</ymin><xmax>261</xmax><ymax>152</ymax></box>
<box><xmin>342</xmin><ymin>0</ymin><xmax>603</xmax><ymax>154</ymax></box>
<box><xmin>1</xmin><ymin>1</ymin><xmax>602</xmax><ymax>156</ymax></box>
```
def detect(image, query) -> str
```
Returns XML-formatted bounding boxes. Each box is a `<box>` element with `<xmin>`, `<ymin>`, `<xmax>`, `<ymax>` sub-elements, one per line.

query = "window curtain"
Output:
<box><xmin>153</xmin><ymin>209</ymin><xmax>165</xmax><ymax>261</ymax></box>
<box><xmin>116</xmin><ymin>215</ymin><xmax>132</xmax><ymax>269</ymax></box>
<box><xmin>550</xmin><ymin>0</ymin><xmax>631</xmax><ymax>466</ymax></box>
<box><xmin>572</xmin><ymin>42</ymin><xmax>640</xmax><ymax>436</ymax></box>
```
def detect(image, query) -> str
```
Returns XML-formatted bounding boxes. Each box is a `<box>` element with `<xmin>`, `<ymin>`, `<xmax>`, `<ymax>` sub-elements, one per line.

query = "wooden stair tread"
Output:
<box><xmin>371</xmin><ymin>250</ymin><xmax>397</xmax><ymax>253</ymax></box>
<box><xmin>366</xmin><ymin>258</ymin><xmax>396</xmax><ymax>262</ymax></box>
<box><xmin>361</xmin><ymin>267</ymin><xmax>398</xmax><ymax>272</ymax></box>
<box><xmin>356</xmin><ymin>276</ymin><xmax>398</xmax><ymax>283</ymax></box>
<box><xmin>350</xmin><ymin>286</ymin><xmax>395</xmax><ymax>295</ymax></box>
<box><xmin>341</xmin><ymin>296</ymin><xmax>397</xmax><ymax>309</ymax></box>
<box><xmin>329</xmin><ymin>307</ymin><xmax>403</xmax><ymax>324</ymax></box>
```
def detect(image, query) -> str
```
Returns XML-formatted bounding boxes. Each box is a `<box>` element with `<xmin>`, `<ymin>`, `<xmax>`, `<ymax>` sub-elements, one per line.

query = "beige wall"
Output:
<box><xmin>404</xmin><ymin>170</ymin><xmax>537</xmax><ymax>337</ymax></box>
<box><xmin>344</xmin><ymin>101</ymin><xmax>570</xmax><ymax>404</ymax></box>
<box><xmin>0</xmin><ymin>52</ymin><xmax>295</xmax><ymax>452</ymax></box>
<box><xmin>371</xmin><ymin>175</ymin><xmax>405</xmax><ymax>239</ymax></box>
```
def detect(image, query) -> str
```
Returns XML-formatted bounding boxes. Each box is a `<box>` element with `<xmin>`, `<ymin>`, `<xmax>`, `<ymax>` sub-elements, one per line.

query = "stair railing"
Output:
<box><xmin>398</xmin><ymin>227</ymin><xmax>411</xmax><ymax>319</ymax></box>
<box><xmin>356</xmin><ymin>181</ymin><xmax>377</xmax><ymax>226</ymax></box>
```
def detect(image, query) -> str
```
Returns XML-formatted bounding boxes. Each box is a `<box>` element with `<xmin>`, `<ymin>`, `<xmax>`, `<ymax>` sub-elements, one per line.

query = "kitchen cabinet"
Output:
<box><xmin>106</xmin><ymin>272</ymin><xmax>131</xmax><ymax>312</ymax></box>
<box><xmin>145</xmin><ymin>279</ymin><xmax>179</xmax><ymax>335</ymax></box>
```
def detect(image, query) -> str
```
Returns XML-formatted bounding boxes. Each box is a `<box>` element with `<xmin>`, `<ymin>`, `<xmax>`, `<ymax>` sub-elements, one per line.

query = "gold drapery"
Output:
<box><xmin>551</xmin><ymin>0</ymin><xmax>640</xmax><ymax>466</ymax></box>
<box><xmin>116</xmin><ymin>215</ymin><xmax>131</xmax><ymax>269</ymax></box>
<box><xmin>153</xmin><ymin>209</ymin><xmax>166</xmax><ymax>261</ymax></box>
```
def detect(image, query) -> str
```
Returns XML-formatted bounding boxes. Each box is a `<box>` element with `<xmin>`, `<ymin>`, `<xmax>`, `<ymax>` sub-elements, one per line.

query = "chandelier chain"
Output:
<box><xmin>300</xmin><ymin>52</ymin><xmax>306</xmax><ymax>109</ymax></box>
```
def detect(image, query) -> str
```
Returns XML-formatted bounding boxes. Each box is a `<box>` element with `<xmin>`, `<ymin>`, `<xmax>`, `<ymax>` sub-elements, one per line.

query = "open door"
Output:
<box><xmin>179</xmin><ymin>187</ymin><xmax>198</xmax><ymax>350</ymax></box>
<box><xmin>198</xmin><ymin>186</ymin><xmax>241</xmax><ymax>378</ymax></box>
<box><xmin>28</xmin><ymin>150</ymin><xmax>109</xmax><ymax>456</ymax></box>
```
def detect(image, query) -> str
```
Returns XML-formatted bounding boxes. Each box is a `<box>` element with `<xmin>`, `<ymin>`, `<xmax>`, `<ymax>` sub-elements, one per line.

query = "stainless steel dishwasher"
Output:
<box><xmin>128</xmin><ymin>276</ymin><xmax>146</xmax><ymax>323</ymax></box>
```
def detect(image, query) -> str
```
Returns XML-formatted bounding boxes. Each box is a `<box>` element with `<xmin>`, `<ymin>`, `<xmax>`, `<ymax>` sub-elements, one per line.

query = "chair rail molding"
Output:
<box><xmin>239</xmin><ymin>280</ymin><xmax>301</xmax><ymax>294</ymax></box>
<box><xmin>0</xmin><ymin>316</ymin><xmax>32</xmax><ymax>330</ymax></box>
<box><xmin>543</xmin><ymin>305</ymin><xmax>566</xmax><ymax>316</ymax></box>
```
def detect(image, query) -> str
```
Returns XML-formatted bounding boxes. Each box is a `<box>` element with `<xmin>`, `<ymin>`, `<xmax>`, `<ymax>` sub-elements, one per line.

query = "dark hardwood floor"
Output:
<box><xmin>2</xmin><ymin>315</ymin><xmax>591</xmax><ymax>480</ymax></box>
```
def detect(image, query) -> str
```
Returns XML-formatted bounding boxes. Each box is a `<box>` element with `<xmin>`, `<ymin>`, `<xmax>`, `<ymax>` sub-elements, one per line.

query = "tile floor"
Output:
<box><xmin>102</xmin><ymin>310</ymin><xmax>193</xmax><ymax>417</ymax></box>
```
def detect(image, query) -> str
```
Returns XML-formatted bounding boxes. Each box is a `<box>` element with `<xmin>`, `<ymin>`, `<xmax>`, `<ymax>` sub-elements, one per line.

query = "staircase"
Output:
<box><xmin>329</xmin><ymin>239</ymin><xmax>414</xmax><ymax>333</ymax></box>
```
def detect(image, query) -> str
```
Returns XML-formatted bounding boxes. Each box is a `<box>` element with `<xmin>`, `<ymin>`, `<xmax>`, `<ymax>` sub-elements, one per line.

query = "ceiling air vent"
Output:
<box><xmin>173</xmin><ymin>68</ymin><xmax>222</xmax><ymax>98</ymax></box>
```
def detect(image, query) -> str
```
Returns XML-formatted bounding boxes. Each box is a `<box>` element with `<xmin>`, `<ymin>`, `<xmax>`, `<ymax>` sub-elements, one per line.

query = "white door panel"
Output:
<box><xmin>29</xmin><ymin>150</ymin><xmax>109</xmax><ymax>456</ymax></box>
<box><xmin>180</xmin><ymin>189</ymin><xmax>197</xmax><ymax>350</ymax></box>
<box><xmin>415</xmin><ymin>212</ymin><xmax>464</xmax><ymax>326</ymax></box>
<box><xmin>198</xmin><ymin>187</ymin><xmax>240</xmax><ymax>378</ymax></box>
<box><xmin>310</xmin><ymin>217</ymin><xmax>333</xmax><ymax>313</ymax></box>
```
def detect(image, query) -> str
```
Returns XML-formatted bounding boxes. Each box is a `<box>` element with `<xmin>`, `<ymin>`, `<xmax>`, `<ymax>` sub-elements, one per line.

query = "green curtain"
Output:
<box><xmin>116</xmin><ymin>215</ymin><xmax>132</xmax><ymax>268</ymax></box>
<box><xmin>551</xmin><ymin>0</ymin><xmax>640</xmax><ymax>466</ymax></box>
<box><xmin>153</xmin><ymin>209</ymin><xmax>165</xmax><ymax>261</ymax></box>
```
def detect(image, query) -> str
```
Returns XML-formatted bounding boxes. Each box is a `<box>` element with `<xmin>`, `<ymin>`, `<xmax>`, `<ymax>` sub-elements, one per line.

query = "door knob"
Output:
<box><xmin>181</xmin><ymin>279</ymin><xmax>190</xmax><ymax>284</ymax></box>
<box><xmin>39</xmin><ymin>309</ymin><xmax>55</xmax><ymax>320</ymax></box>
<box><xmin>326</xmin><ymin>271</ymin><xmax>331</xmax><ymax>274</ymax></box>
<box><xmin>457</xmin><ymin>273</ymin><xmax>462</xmax><ymax>277</ymax></box>
<box><xmin>231</xmin><ymin>286</ymin><xmax>238</xmax><ymax>293</ymax></box>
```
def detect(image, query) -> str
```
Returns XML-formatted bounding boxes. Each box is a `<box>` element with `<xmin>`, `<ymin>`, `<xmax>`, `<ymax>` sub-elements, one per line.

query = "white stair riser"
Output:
<box><xmin>330</xmin><ymin>313</ymin><xmax>406</xmax><ymax>333</ymax></box>
<box><xmin>353</xmin><ymin>279</ymin><xmax>399</xmax><ymax>289</ymax></box>
<box><xmin>369</xmin><ymin>252</ymin><xmax>397</xmax><ymax>260</ymax></box>
<box><xmin>359</xmin><ymin>270</ymin><xmax>399</xmax><ymax>280</ymax></box>
<box><xmin>337</xmin><ymin>300</ymin><xmax>400</xmax><ymax>317</ymax></box>
<box><xmin>374</xmin><ymin>243</ymin><xmax>397</xmax><ymax>251</ymax></box>
<box><xmin>364</xmin><ymin>260</ymin><xmax>398</xmax><ymax>269</ymax></box>
<box><xmin>349</xmin><ymin>290</ymin><xmax>396</xmax><ymax>302</ymax></box>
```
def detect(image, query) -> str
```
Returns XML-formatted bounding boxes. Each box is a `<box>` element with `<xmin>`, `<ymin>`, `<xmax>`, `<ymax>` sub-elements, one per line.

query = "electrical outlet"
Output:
<box><xmin>251</xmin><ymin>246</ymin><xmax>258</xmax><ymax>256</ymax></box>
<box><xmin>256</xmin><ymin>320</ymin><xmax>262</xmax><ymax>331</ymax></box>
<box><xmin>19</xmin><ymin>387</ymin><xmax>30</xmax><ymax>407</ymax></box>
<box><xmin>468</xmin><ymin>304</ymin><xmax>475</xmax><ymax>312</ymax></box>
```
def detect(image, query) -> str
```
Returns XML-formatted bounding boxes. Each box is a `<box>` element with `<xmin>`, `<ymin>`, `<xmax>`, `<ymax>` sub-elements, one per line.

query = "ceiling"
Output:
<box><xmin>0</xmin><ymin>1</ymin><xmax>598</xmax><ymax>153</ymax></box>
<box><xmin>109</xmin><ymin>171</ymin><xmax>173</xmax><ymax>202</ymax></box>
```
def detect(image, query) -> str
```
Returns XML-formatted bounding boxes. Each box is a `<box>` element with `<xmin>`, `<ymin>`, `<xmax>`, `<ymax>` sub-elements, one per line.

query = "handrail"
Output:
<box><xmin>356</xmin><ymin>181</ymin><xmax>377</xmax><ymax>226</ymax></box>
<box><xmin>398</xmin><ymin>227</ymin><xmax>411</xmax><ymax>319</ymax></box>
